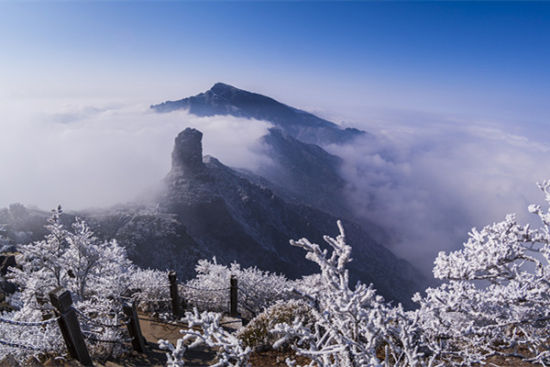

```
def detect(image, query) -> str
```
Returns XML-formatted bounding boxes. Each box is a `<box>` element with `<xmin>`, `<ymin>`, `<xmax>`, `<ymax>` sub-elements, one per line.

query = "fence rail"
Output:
<box><xmin>73</xmin><ymin>307</ymin><xmax>125</xmax><ymax>329</ymax></box>
<box><xmin>0</xmin><ymin>338</ymin><xmax>47</xmax><ymax>352</ymax></box>
<box><xmin>180</xmin><ymin>284</ymin><xmax>230</xmax><ymax>292</ymax></box>
<box><xmin>0</xmin><ymin>315</ymin><xmax>59</xmax><ymax>327</ymax></box>
<box><xmin>0</xmin><ymin>311</ymin><xmax>60</xmax><ymax>353</ymax></box>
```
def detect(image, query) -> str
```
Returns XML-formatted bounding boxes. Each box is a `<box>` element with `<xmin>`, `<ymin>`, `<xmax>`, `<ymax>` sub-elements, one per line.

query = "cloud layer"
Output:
<box><xmin>0</xmin><ymin>100</ymin><xmax>272</xmax><ymax>210</ymax></box>
<box><xmin>1</xmin><ymin>98</ymin><xmax>548</xmax><ymax>276</ymax></box>
<box><xmin>326</xmin><ymin>111</ymin><xmax>550</xmax><ymax>274</ymax></box>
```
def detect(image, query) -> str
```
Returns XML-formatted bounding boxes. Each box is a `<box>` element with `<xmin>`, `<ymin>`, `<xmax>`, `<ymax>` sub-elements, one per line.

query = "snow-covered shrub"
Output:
<box><xmin>272</xmin><ymin>221</ymin><xmax>423</xmax><ymax>367</ymax></box>
<box><xmin>414</xmin><ymin>180</ymin><xmax>550</xmax><ymax>366</ymax></box>
<box><xmin>0</xmin><ymin>308</ymin><xmax>64</xmax><ymax>360</ymax></box>
<box><xmin>236</xmin><ymin>299</ymin><xmax>314</xmax><ymax>350</ymax></box>
<box><xmin>2</xmin><ymin>207</ymin><xmax>134</xmax><ymax>359</ymax></box>
<box><xmin>128</xmin><ymin>268</ymin><xmax>170</xmax><ymax>312</ymax></box>
<box><xmin>182</xmin><ymin>258</ymin><xmax>294</xmax><ymax>319</ymax></box>
<box><xmin>9</xmin><ymin>207</ymin><xmax>133</xmax><ymax>307</ymax></box>
<box><xmin>159</xmin><ymin>308</ymin><xmax>252</xmax><ymax>367</ymax></box>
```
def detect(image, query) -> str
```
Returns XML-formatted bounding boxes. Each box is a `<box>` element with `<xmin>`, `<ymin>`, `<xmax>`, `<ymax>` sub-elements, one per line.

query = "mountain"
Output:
<box><xmin>151</xmin><ymin>82</ymin><xmax>365</xmax><ymax>146</ymax></box>
<box><xmin>155</xmin><ymin>128</ymin><xmax>423</xmax><ymax>306</ymax></box>
<box><xmin>148</xmin><ymin>84</ymin><xmax>428</xmax><ymax>304</ymax></box>
<box><xmin>152</xmin><ymin>83</ymin><xmax>367</xmax><ymax>218</ymax></box>
<box><xmin>0</xmin><ymin>129</ymin><xmax>423</xmax><ymax>306</ymax></box>
<box><xmin>245</xmin><ymin>128</ymin><xmax>349</xmax><ymax>217</ymax></box>
<box><xmin>0</xmin><ymin>84</ymin><xmax>426</xmax><ymax>307</ymax></box>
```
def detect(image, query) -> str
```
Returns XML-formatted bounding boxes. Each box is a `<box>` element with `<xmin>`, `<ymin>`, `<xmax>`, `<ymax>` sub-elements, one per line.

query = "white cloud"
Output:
<box><xmin>0</xmin><ymin>99</ymin><xmax>272</xmax><ymax>210</ymax></box>
<box><xmin>2</xmin><ymin>97</ymin><xmax>548</xmax><ymax>277</ymax></box>
<box><xmin>326</xmin><ymin>112</ymin><xmax>550</xmax><ymax>274</ymax></box>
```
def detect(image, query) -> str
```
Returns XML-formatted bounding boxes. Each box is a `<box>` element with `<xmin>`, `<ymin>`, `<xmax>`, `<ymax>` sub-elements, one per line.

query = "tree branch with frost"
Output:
<box><xmin>4</xmin><ymin>207</ymin><xmax>134</xmax><ymax>359</ymax></box>
<box><xmin>415</xmin><ymin>180</ymin><xmax>550</xmax><ymax>366</ymax></box>
<box><xmin>159</xmin><ymin>338</ymin><xmax>187</xmax><ymax>367</ymax></box>
<box><xmin>160</xmin><ymin>308</ymin><xmax>252</xmax><ymax>367</ymax></box>
<box><xmin>274</xmin><ymin>220</ymin><xmax>424</xmax><ymax>367</ymax></box>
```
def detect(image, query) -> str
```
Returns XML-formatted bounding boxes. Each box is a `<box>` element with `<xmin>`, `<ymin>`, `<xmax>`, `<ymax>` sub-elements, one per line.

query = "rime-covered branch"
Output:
<box><xmin>160</xmin><ymin>308</ymin><xmax>252</xmax><ymax>366</ymax></box>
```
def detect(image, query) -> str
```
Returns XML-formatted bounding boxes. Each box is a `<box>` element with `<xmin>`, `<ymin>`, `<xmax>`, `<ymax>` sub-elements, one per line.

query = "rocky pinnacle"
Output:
<box><xmin>171</xmin><ymin>128</ymin><xmax>205</xmax><ymax>176</ymax></box>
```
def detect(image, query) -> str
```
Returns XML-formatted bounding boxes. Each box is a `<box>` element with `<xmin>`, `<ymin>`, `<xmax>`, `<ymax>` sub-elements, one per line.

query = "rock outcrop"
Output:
<box><xmin>171</xmin><ymin>128</ymin><xmax>205</xmax><ymax>176</ymax></box>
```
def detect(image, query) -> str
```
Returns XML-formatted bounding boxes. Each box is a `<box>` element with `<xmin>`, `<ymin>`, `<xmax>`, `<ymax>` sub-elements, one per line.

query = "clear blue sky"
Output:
<box><xmin>1</xmin><ymin>1</ymin><xmax>549</xmax><ymax>131</ymax></box>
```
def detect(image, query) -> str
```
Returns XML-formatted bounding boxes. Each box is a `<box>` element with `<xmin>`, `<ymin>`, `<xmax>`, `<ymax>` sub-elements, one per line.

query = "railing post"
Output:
<box><xmin>168</xmin><ymin>271</ymin><xmax>181</xmax><ymax>318</ymax></box>
<box><xmin>123</xmin><ymin>301</ymin><xmax>146</xmax><ymax>353</ymax></box>
<box><xmin>49</xmin><ymin>288</ymin><xmax>92</xmax><ymax>367</ymax></box>
<box><xmin>230</xmin><ymin>275</ymin><xmax>238</xmax><ymax>317</ymax></box>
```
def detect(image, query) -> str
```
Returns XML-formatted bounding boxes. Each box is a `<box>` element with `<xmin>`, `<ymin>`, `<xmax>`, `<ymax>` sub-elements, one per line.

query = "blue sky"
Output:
<box><xmin>1</xmin><ymin>1</ymin><xmax>549</xmax><ymax>131</ymax></box>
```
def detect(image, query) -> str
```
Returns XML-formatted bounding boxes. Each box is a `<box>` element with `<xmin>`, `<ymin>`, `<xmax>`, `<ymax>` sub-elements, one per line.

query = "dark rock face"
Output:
<box><xmin>0</xmin><ymin>255</ymin><xmax>17</xmax><ymax>300</ymax></box>
<box><xmin>171</xmin><ymin>128</ymin><xmax>205</xmax><ymax>176</ymax></box>
<box><xmin>0</xmin><ymin>255</ymin><xmax>16</xmax><ymax>276</ymax></box>
<box><xmin>257</xmin><ymin>128</ymin><xmax>349</xmax><ymax>217</ymax></box>
<box><xmin>157</xmin><ymin>128</ymin><xmax>425</xmax><ymax>307</ymax></box>
<box><xmin>151</xmin><ymin>83</ymin><xmax>366</xmax><ymax>146</ymax></box>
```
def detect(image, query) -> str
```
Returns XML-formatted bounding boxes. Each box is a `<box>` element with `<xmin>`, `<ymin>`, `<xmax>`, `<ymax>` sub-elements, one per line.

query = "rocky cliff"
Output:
<box><xmin>155</xmin><ymin>128</ymin><xmax>423</xmax><ymax>306</ymax></box>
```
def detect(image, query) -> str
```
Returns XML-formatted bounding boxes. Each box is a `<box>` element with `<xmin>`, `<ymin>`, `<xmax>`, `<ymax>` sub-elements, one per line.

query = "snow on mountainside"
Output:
<box><xmin>157</xmin><ymin>128</ymin><xmax>424</xmax><ymax>306</ymax></box>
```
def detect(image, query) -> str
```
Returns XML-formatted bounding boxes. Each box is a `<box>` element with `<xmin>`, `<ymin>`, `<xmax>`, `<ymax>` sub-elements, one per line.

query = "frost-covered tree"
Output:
<box><xmin>1</xmin><ymin>207</ymin><xmax>134</xmax><ymax>359</ymax></box>
<box><xmin>272</xmin><ymin>221</ymin><xmax>423</xmax><ymax>367</ymax></box>
<box><xmin>182</xmin><ymin>258</ymin><xmax>293</xmax><ymax>318</ymax></box>
<box><xmin>414</xmin><ymin>180</ymin><xmax>550</xmax><ymax>365</ymax></box>
<box><xmin>9</xmin><ymin>207</ymin><xmax>132</xmax><ymax>308</ymax></box>
<box><xmin>128</xmin><ymin>268</ymin><xmax>171</xmax><ymax>312</ymax></box>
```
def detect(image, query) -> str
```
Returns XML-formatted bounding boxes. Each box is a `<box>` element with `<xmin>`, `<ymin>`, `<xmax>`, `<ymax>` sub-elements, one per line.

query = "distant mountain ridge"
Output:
<box><xmin>151</xmin><ymin>82</ymin><xmax>365</xmax><ymax>146</ymax></box>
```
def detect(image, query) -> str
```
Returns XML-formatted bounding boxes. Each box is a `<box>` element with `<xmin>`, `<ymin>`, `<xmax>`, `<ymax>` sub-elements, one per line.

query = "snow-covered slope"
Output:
<box><xmin>157</xmin><ymin>128</ymin><xmax>423</xmax><ymax>306</ymax></box>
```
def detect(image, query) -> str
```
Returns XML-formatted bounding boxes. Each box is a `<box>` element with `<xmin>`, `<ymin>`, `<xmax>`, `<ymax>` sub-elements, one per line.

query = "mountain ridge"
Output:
<box><xmin>151</xmin><ymin>82</ymin><xmax>366</xmax><ymax>146</ymax></box>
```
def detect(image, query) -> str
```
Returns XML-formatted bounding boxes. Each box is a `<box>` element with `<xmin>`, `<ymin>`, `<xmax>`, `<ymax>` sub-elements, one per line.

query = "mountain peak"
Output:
<box><xmin>151</xmin><ymin>84</ymin><xmax>367</xmax><ymax>145</ymax></box>
<box><xmin>208</xmin><ymin>82</ymin><xmax>241</xmax><ymax>99</ymax></box>
<box><xmin>171</xmin><ymin>128</ymin><xmax>204</xmax><ymax>176</ymax></box>
<box><xmin>210</xmin><ymin>82</ymin><xmax>237</xmax><ymax>93</ymax></box>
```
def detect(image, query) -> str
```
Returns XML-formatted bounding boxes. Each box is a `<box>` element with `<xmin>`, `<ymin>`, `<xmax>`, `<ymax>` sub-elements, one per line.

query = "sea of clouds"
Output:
<box><xmin>326</xmin><ymin>109</ymin><xmax>550</xmax><ymax>274</ymax></box>
<box><xmin>0</xmin><ymin>99</ymin><xmax>272</xmax><ymax>211</ymax></box>
<box><xmin>1</xmin><ymin>99</ymin><xmax>548</xmax><ymax>275</ymax></box>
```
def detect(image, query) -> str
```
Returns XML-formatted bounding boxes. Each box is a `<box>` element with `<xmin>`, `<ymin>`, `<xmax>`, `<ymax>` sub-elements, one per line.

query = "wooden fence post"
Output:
<box><xmin>123</xmin><ymin>301</ymin><xmax>146</xmax><ymax>353</ymax></box>
<box><xmin>230</xmin><ymin>275</ymin><xmax>238</xmax><ymax>317</ymax></box>
<box><xmin>49</xmin><ymin>288</ymin><xmax>93</xmax><ymax>367</ymax></box>
<box><xmin>168</xmin><ymin>271</ymin><xmax>181</xmax><ymax>318</ymax></box>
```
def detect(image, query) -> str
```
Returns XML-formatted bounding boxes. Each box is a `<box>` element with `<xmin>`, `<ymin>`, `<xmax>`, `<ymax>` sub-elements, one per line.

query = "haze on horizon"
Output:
<box><xmin>1</xmin><ymin>1</ymin><xmax>549</xmax><ymax>273</ymax></box>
